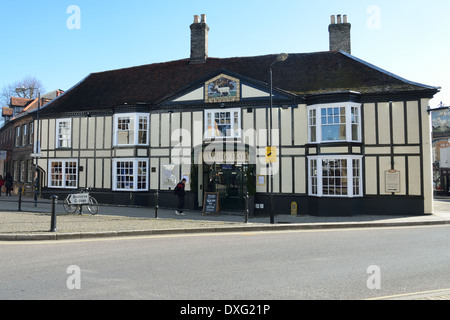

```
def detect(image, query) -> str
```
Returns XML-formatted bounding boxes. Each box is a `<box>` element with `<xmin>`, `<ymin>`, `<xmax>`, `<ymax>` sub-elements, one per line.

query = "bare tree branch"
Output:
<box><xmin>0</xmin><ymin>76</ymin><xmax>45</xmax><ymax>107</ymax></box>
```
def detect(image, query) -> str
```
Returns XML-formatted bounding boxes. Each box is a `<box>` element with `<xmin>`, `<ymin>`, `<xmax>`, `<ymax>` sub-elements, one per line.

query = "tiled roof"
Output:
<box><xmin>10</xmin><ymin>97</ymin><xmax>33</xmax><ymax>108</ymax></box>
<box><xmin>41</xmin><ymin>51</ymin><xmax>439</xmax><ymax>113</ymax></box>
<box><xmin>2</xmin><ymin>107</ymin><xmax>13</xmax><ymax>117</ymax></box>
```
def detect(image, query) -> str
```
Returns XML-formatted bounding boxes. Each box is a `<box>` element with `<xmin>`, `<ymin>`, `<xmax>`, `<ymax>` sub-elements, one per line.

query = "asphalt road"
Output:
<box><xmin>1</xmin><ymin>225</ymin><xmax>450</xmax><ymax>300</ymax></box>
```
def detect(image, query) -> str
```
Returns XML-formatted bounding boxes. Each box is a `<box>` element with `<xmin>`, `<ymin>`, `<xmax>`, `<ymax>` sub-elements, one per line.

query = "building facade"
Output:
<box><xmin>0</xmin><ymin>90</ymin><xmax>64</xmax><ymax>194</ymax></box>
<box><xmin>432</xmin><ymin>105</ymin><xmax>450</xmax><ymax>195</ymax></box>
<box><xmin>34</xmin><ymin>15</ymin><xmax>439</xmax><ymax>216</ymax></box>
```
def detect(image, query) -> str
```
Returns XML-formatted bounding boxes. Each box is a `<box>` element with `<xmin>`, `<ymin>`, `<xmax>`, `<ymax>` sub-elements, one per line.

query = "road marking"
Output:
<box><xmin>367</xmin><ymin>288</ymin><xmax>450</xmax><ymax>300</ymax></box>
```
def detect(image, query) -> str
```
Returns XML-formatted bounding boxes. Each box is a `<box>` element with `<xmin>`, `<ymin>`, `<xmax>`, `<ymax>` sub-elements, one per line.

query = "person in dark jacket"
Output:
<box><xmin>5</xmin><ymin>172</ymin><xmax>13</xmax><ymax>196</ymax></box>
<box><xmin>174</xmin><ymin>178</ymin><xmax>186</xmax><ymax>216</ymax></box>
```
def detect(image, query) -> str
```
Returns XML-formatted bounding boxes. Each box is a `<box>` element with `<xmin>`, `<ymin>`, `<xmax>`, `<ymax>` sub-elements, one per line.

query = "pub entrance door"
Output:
<box><xmin>203</xmin><ymin>163</ymin><xmax>248</xmax><ymax>211</ymax></box>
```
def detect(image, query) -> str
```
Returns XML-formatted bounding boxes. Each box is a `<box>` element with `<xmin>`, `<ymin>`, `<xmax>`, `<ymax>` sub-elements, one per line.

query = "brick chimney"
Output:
<box><xmin>190</xmin><ymin>14</ymin><xmax>209</xmax><ymax>64</ymax></box>
<box><xmin>329</xmin><ymin>14</ymin><xmax>351</xmax><ymax>54</ymax></box>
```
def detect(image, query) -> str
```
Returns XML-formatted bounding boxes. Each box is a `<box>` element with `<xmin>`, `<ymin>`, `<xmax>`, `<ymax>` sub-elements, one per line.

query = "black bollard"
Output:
<box><xmin>18</xmin><ymin>187</ymin><xmax>22</xmax><ymax>211</ymax></box>
<box><xmin>244</xmin><ymin>192</ymin><xmax>249</xmax><ymax>224</ymax></box>
<box><xmin>154</xmin><ymin>190</ymin><xmax>159</xmax><ymax>219</ymax></box>
<box><xmin>50</xmin><ymin>195</ymin><xmax>58</xmax><ymax>232</ymax></box>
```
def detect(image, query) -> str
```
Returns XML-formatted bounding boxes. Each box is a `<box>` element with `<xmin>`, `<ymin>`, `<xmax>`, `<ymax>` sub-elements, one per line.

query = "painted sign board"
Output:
<box><xmin>68</xmin><ymin>193</ymin><xmax>90</xmax><ymax>205</ymax></box>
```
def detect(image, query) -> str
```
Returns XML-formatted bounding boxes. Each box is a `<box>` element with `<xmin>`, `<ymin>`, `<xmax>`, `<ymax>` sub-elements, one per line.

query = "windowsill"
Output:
<box><xmin>308</xmin><ymin>194</ymin><xmax>363</xmax><ymax>198</ymax></box>
<box><xmin>306</xmin><ymin>141</ymin><xmax>362</xmax><ymax>147</ymax></box>
<box><xmin>113</xmin><ymin>145</ymin><xmax>149</xmax><ymax>148</ymax></box>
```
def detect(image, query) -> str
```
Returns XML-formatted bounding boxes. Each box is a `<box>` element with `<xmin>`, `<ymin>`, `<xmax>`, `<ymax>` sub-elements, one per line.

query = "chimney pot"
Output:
<box><xmin>330</xmin><ymin>15</ymin><xmax>335</xmax><ymax>24</ymax></box>
<box><xmin>329</xmin><ymin>14</ymin><xmax>351</xmax><ymax>54</ymax></box>
<box><xmin>190</xmin><ymin>14</ymin><xmax>209</xmax><ymax>64</ymax></box>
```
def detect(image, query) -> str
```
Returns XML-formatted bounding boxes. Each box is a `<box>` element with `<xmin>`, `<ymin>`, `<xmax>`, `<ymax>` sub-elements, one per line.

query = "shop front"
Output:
<box><xmin>193</xmin><ymin>143</ymin><xmax>255</xmax><ymax>212</ymax></box>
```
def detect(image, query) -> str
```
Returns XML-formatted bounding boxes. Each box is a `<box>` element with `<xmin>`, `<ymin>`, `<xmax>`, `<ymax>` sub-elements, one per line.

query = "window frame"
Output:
<box><xmin>27</xmin><ymin>160</ymin><xmax>34</xmax><ymax>183</ymax></box>
<box><xmin>14</xmin><ymin>126</ymin><xmax>20</xmax><ymax>147</ymax></box>
<box><xmin>204</xmin><ymin>108</ymin><xmax>242</xmax><ymax>140</ymax></box>
<box><xmin>22</xmin><ymin>124</ymin><xmax>27</xmax><ymax>146</ymax></box>
<box><xmin>307</xmin><ymin>102</ymin><xmax>362</xmax><ymax>143</ymax></box>
<box><xmin>308</xmin><ymin>155</ymin><xmax>363</xmax><ymax>198</ymax></box>
<box><xmin>28</xmin><ymin>122</ymin><xmax>34</xmax><ymax>145</ymax></box>
<box><xmin>48</xmin><ymin>159</ymin><xmax>78</xmax><ymax>189</ymax></box>
<box><xmin>112</xmin><ymin>158</ymin><xmax>149</xmax><ymax>192</ymax></box>
<box><xmin>56</xmin><ymin>118</ymin><xmax>72</xmax><ymax>149</ymax></box>
<box><xmin>113</xmin><ymin>113</ymin><xmax>150</xmax><ymax>146</ymax></box>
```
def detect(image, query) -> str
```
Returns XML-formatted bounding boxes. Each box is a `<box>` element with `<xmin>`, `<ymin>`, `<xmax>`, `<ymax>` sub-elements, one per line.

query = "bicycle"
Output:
<box><xmin>63</xmin><ymin>187</ymin><xmax>99</xmax><ymax>215</ymax></box>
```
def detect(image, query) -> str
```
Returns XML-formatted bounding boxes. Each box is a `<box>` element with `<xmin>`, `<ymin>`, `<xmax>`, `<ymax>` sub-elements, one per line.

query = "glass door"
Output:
<box><xmin>203</xmin><ymin>164</ymin><xmax>247</xmax><ymax>211</ymax></box>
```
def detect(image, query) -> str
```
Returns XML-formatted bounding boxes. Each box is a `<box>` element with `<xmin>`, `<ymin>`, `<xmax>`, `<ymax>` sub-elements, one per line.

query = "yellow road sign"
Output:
<box><xmin>265</xmin><ymin>146</ymin><xmax>277</xmax><ymax>163</ymax></box>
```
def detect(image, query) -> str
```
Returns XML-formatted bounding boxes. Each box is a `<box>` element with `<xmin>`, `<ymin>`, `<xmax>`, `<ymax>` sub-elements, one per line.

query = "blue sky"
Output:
<box><xmin>0</xmin><ymin>0</ymin><xmax>449</xmax><ymax>108</ymax></box>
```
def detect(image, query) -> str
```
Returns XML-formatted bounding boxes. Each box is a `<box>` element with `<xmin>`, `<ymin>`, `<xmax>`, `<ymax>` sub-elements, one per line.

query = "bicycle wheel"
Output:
<box><xmin>63</xmin><ymin>196</ymin><xmax>79</xmax><ymax>214</ymax></box>
<box><xmin>86</xmin><ymin>196</ymin><xmax>99</xmax><ymax>215</ymax></box>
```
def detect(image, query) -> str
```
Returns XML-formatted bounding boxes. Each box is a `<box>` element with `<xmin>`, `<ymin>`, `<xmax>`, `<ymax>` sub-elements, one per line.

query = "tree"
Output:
<box><xmin>0</xmin><ymin>76</ymin><xmax>45</xmax><ymax>107</ymax></box>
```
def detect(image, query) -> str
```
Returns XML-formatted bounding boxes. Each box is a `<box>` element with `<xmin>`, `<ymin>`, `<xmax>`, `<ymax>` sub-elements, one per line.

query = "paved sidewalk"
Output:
<box><xmin>0</xmin><ymin>195</ymin><xmax>449</xmax><ymax>241</ymax></box>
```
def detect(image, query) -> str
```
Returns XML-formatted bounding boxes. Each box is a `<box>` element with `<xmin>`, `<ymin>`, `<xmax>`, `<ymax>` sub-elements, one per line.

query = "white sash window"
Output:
<box><xmin>113</xmin><ymin>159</ymin><xmax>149</xmax><ymax>191</ymax></box>
<box><xmin>113</xmin><ymin>113</ymin><xmax>149</xmax><ymax>146</ymax></box>
<box><xmin>308</xmin><ymin>102</ymin><xmax>361</xmax><ymax>143</ymax></box>
<box><xmin>204</xmin><ymin>108</ymin><xmax>241</xmax><ymax>139</ymax></box>
<box><xmin>48</xmin><ymin>159</ymin><xmax>78</xmax><ymax>189</ymax></box>
<box><xmin>308</xmin><ymin>155</ymin><xmax>363</xmax><ymax>197</ymax></box>
<box><xmin>56</xmin><ymin>118</ymin><xmax>72</xmax><ymax>148</ymax></box>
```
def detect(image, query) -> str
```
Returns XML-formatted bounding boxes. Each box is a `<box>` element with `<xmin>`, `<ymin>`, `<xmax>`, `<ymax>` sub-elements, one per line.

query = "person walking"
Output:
<box><xmin>5</xmin><ymin>172</ymin><xmax>13</xmax><ymax>196</ymax></box>
<box><xmin>0</xmin><ymin>175</ymin><xmax>4</xmax><ymax>196</ymax></box>
<box><xmin>174</xmin><ymin>178</ymin><xmax>186</xmax><ymax>216</ymax></box>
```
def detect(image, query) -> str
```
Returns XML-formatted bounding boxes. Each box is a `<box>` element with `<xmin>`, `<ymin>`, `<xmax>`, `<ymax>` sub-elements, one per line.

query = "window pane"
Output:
<box><xmin>309</xmin><ymin>110</ymin><xmax>317</xmax><ymax>143</ymax></box>
<box><xmin>322</xmin><ymin>159</ymin><xmax>347</xmax><ymax>196</ymax></box>
<box><xmin>352</xmin><ymin>159</ymin><xmax>361</xmax><ymax>196</ymax></box>
<box><xmin>117</xmin><ymin>117</ymin><xmax>134</xmax><ymax>145</ymax></box>
<box><xmin>57</xmin><ymin>120</ymin><xmax>71</xmax><ymax>148</ymax></box>
<box><xmin>116</xmin><ymin>161</ymin><xmax>134</xmax><ymax>190</ymax></box>
<box><xmin>137</xmin><ymin>161</ymin><xmax>147</xmax><ymax>190</ymax></box>
<box><xmin>206</xmin><ymin>109</ymin><xmax>241</xmax><ymax>138</ymax></box>
<box><xmin>65</xmin><ymin>162</ymin><xmax>77</xmax><ymax>187</ymax></box>
<box><xmin>27</xmin><ymin>160</ymin><xmax>33</xmax><ymax>183</ymax></box>
<box><xmin>322</xmin><ymin>125</ymin><xmax>346</xmax><ymax>141</ymax></box>
<box><xmin>321</xmin><ymin>107</ymin><xmax>346</xmax><ymax>141</ymax></box>
<box><xmin>51</xmin><ymin>162</ymin><xmax>63</xmax><ymax>187</ymax></box>
<box><xmin>50</xmin><ymin>161</ymin><xmax>77</xmax><ymax>188</ymax></box>
<box><xmin>351</xmin><ymin>107</ymin><xmax>360</xmax><ymax>141</ymax></box>
<box><xmin>115</xmin><ymin>160</ymin><xmax>148</xmax><ymax>191</ymax></box>
<box><xmin>138</xmin><ymin>116</ymin><xmax>148</xmax><ymax>144</ymax></box>
<box><xmin>310</xmin><ymin>159</ymin><xmax>318</xmax><ymax>195</ymax></box>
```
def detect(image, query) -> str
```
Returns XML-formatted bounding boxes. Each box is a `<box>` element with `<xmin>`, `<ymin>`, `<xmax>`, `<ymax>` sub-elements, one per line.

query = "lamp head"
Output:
<box><xmin>276</xmin><ymin>53</ymin><xmax>289</xmax><ymax>62</ymax></box>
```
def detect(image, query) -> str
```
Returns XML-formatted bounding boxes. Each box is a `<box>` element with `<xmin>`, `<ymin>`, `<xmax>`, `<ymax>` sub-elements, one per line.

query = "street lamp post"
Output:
<box><xmin>269</xmin><ymin>53</ymin><xmax>288</xmax><ymax>224</ymax></box>
<box><xmin>15</xmin><ymin>87</ymin><xmax>41</xmax><ymax>206</ymax></box>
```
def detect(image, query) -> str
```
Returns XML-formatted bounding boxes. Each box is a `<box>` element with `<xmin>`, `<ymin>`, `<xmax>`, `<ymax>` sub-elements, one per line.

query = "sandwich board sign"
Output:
<box><xmin>203</xmin><ymin>192</ymin><xmax>220</xmax><ymax>216</ymax></box>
